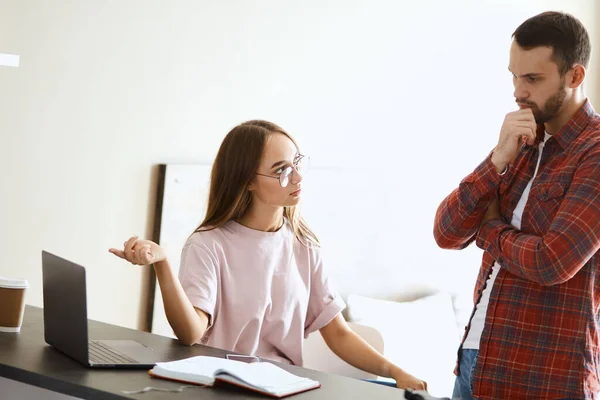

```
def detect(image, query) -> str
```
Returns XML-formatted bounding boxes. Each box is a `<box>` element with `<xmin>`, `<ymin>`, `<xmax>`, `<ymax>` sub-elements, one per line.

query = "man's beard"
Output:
<box><xmin>517</xmin><ymin>82</ymin><xmax>567</xmax><ymax>124</ymax></box>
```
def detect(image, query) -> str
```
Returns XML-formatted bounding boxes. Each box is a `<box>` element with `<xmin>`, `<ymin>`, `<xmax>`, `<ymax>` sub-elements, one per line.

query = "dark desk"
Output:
<box><xmin>0</xmin><ymin>306</ymin><xmax>405</xmax><ymax>399</ymax></box>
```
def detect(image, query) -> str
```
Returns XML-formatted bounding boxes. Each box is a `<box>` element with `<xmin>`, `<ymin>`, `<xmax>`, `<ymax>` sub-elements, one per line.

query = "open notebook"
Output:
<box><xmin>148</xmin><ymin>356</ymin><xmax>320</xmax><ymax>398</ymax></box>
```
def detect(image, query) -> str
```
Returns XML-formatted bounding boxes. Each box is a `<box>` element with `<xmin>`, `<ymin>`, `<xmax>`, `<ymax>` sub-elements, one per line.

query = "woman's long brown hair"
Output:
<box><xmin>194</xmin><ymin>120</ymin><xmax>319</xmax><ymax>246</ymax></box>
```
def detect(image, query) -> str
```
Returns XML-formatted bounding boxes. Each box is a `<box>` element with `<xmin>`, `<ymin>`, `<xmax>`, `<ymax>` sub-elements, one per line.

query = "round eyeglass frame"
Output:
<box><xmin>255</xmin><ymin>155</ymin><xmax>310</xmax><ymax>188</ymax></box>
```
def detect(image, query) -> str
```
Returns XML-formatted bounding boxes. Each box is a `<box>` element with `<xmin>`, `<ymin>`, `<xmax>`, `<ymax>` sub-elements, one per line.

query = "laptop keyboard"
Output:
<box><xmin>89</xmin><ymin>340</ymin><xmax>138</xmax><ymax>364</ymax></box>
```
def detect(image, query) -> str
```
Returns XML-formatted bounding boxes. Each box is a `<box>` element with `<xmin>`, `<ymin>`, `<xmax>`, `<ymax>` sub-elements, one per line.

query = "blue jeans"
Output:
<box><xmin>452</xmin><ymin>349</ymin><xmax>478</xmax><ymax>400</ymax></box>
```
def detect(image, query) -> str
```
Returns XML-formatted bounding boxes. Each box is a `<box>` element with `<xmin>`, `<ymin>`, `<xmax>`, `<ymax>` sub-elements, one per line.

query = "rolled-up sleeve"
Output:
<box><xmin>304</xmin><ymin>248</ymin><xmax>346</xmax><ymax>338</ymax></box>
<box><xmin>178</xmin><ymin>242</ymin><xmax>218</xmax><ymax>326</ymax></box>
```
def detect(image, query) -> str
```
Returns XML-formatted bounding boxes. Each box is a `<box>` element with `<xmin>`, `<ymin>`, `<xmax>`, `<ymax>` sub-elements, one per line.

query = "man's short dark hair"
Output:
<box><xmin>513</xmin><ymin>11</ymin><xmax>591</xmax><ymax>75</ymax></box>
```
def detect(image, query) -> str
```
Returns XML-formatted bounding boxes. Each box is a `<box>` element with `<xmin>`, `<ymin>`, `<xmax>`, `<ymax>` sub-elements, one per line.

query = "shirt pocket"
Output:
<box><xmin>532</xmin><ymin>181</ymin><xmax>566</xmax><ymax>201</ymax></box>
<box><xmin>530</xmin><ymin>181</ymin><xmax>567</xmax><ymax>226</ymax></box>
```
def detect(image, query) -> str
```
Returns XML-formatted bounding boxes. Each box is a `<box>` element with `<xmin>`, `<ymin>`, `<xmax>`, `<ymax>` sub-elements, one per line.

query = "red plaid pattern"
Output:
<box><xmin>434</xmin><ymin>100</ymin><xmax>600</xmax><ymax>399</ymax></box>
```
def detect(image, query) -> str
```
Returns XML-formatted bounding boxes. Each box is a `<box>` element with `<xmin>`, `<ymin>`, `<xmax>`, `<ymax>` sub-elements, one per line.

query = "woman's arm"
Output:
<box><xmin>110</xmin><ymin>236</ymin><xmax>209</xmax><ymax>345</ymax></box>
<box><xmin>153</xmin><ymin>258</ymin><xmax>210</xmax><ymax>345</ymax></box>
<box><xmin>319</xmin><ymin>314</ymin><xmax>427</xmax><ymax>390</ymax></box>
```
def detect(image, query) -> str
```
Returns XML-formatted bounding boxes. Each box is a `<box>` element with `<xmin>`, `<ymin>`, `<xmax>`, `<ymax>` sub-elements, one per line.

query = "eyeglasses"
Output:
<box><xmin>255</xmin><ymin>154</ymin><xmax>310</xmax><ymax>188</ymax></box>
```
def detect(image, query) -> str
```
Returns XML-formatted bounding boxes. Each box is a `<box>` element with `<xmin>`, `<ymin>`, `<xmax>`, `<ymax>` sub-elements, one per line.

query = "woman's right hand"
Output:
<box><xmin>109</xmin><ymin>236</ymin><xmax>166</xmax><ymax>265</ymax></box>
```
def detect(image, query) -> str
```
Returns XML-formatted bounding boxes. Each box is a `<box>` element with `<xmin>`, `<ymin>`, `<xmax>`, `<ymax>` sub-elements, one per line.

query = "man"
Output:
<box><xmin>434</xmin><ymin>11</ymin><xmax>600</xmax><ymax>399</ymax></box>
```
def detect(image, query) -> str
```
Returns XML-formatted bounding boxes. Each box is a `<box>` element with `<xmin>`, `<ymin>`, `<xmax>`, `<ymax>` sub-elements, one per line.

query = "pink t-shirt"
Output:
<box><xmin>178</xmin><ymin>219</ymin><xmax>346</xmax><ymax>366</ymax></box>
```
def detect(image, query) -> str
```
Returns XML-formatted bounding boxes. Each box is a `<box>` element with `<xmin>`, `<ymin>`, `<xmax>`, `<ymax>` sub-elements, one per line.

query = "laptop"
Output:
<box><xmin>42</xmin><ymin>250</ymin><xmax>160</xmax><ymax>368</ymax></box>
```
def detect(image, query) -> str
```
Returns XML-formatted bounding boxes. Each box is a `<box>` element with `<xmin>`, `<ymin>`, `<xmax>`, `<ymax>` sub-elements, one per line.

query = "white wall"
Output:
<box><xmin>0</xmin><ymin>0</ymin><xmax>598</xmax><ymax>332</ymax></box>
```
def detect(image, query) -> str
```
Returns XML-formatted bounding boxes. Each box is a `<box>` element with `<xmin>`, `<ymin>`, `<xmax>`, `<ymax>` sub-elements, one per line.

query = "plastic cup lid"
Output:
<box><xmin>0</xmin><ymin>277</ymin><xmax>29</xmax><ymax>289</ymax></box>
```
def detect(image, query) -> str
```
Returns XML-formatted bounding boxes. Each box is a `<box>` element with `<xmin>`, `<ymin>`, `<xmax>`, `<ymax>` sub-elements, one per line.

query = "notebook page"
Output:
<box><xmin>152</xmin><ymin>356</ymin><xmax>246</xmax><ymax>385</ymax></box>
<box><xmin>216</xmin><ymin>374</ymin><xmax>320</xmax><ymax>397</ymax></box>
<box><xmin>215</xmin><ymin>361</ymin><xmax>316</xmax><ymax>389</ymax></box>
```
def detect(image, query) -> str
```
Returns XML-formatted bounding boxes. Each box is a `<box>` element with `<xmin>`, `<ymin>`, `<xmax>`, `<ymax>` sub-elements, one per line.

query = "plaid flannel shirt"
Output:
<box><xmin>434</xmin><ymin>100</ymin><xmax>600</xmax><ymax>399</ymax></box>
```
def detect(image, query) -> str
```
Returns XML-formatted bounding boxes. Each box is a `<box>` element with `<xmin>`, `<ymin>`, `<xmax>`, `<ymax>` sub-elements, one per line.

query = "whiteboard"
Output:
<box><xmin>152</xmin><ymin>164</ymin><xmax>212</xmax><ymax>337</ymax></box>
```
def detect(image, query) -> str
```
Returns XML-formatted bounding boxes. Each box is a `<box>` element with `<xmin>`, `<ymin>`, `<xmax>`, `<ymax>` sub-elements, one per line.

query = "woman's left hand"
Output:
<box><xmin>392</xmin><ymin>368</ymin><xmax>428</xmax><ymax>391</ymax></box>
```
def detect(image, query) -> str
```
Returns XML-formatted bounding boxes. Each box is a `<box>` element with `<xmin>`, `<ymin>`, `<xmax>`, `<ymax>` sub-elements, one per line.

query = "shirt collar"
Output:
<box><xmin>535</xmin><ymin>99</ymin><xmax>596</xmax><ymax>150</ymax></box>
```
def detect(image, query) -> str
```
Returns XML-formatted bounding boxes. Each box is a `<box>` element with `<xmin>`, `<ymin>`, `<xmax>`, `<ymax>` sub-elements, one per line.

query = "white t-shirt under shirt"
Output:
<box><xmin>463</xmin><ymin>132</ymin><xmax>551</xmax><ymax>349</ymax></box>
<box><xmin>177</xmin><ymin>219</ymin><xmax>346</xmax><ymax>366</ymax></box>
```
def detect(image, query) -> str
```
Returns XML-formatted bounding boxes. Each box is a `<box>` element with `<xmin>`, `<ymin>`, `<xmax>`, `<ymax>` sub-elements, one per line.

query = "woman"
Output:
<box><xmin>110</xmin><ymin>120</ymin><xmax>426</xmax><ymax>390</ymax></box>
